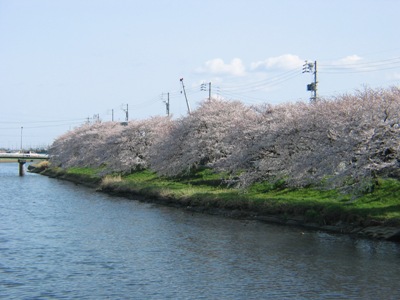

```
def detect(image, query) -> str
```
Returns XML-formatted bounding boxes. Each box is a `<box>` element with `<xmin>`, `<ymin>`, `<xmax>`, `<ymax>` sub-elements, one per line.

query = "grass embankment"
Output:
<box><xmin>41</xmin><ymin>166</ymin><xmax>400</xmax><ymax>228</ymax></box>
<box><xmin>41</xmin><ymin>166</ymin><xmax>102</xmax><ymax>187</ymax></box>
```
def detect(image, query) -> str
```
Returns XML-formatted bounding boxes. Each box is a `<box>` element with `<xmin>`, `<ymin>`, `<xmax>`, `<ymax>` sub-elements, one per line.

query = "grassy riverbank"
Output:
<box><xmin>39</xmin><ymin>166</ymin><xmax>400</xmax><ymax>230</ymax></box>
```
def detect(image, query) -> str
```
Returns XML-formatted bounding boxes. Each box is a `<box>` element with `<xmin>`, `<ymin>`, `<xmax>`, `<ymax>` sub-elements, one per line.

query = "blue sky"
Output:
<box><xmin>0</xmin><ymin>0</ymin><xmax>399</xmax><ymax>149</ymax></box>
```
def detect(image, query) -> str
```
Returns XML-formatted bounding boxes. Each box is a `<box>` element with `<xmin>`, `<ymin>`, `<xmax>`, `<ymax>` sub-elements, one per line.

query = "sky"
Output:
<box><xmin>1</xmin><ymin>0</ymin><xmax>400</xmax><ymax>149</ymax></box>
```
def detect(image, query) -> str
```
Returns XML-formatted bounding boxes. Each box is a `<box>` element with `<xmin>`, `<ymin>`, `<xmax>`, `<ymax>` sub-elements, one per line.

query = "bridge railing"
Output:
<box><xmin>0</xmin><ymin>152</ymin><xmax>49</xmax><ymax>159</ymax></box>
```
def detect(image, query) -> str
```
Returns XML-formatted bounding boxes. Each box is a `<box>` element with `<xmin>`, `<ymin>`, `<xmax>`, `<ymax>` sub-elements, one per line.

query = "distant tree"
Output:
<box><xmin>50</xmin><ymin>117</ymin><xmax>172</xmax><ymax>174</ymax></box>
<box><xmin>49</xmin><ymin>122</ymin><xmax>122</xmax><ymax>168</ymax></box>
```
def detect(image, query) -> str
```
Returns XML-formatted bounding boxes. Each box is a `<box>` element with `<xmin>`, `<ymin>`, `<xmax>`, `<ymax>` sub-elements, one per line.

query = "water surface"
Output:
<box><xmin>1</xmin><ymin>163</ymin><xmax>399</xmax><ymax>299</ymax></box>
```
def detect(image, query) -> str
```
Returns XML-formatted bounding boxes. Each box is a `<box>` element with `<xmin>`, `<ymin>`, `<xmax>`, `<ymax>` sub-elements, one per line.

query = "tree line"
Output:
<box><xmin>50</xmin><ymin>86</ymin><xmax>400</xmax><ymax>192</ymax></box>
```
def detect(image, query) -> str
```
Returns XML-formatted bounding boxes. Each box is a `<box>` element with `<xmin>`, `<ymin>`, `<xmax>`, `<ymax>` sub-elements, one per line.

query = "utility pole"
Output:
<box><xmin>303</xmin><ymin>60</ymin><xmax>318</xmax><ymax>102</ymax></box>
<box><xmin>201</xmin><ymin>82</ymin><xmax>212</xmax><ymax>100</ymax></box>
<box><xmin>92</xmin><ymin>114</ymin><xmax>100</xmax><ymax>123</ymax></box>
<box><xmin>180</xmin><ymin>78</ymin><xmax>191</xmax><ymax>114</ymax></box>
<box><xmin>163</xmin><ymin>92</ymin><xmax>170</xmax><ymax>116</ymax></box>
<box><xmin>107</xmin><ymin>109</ymin><xmax>114</xmax><ymax>121</ymax></box>
<box><xmin>122</xmin><ymin>104</ymin><xmax>129</xmax><ymax>122</ymax></box>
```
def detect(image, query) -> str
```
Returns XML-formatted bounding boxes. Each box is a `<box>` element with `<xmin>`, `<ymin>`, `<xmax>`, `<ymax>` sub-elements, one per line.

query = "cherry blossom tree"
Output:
<box><xmin>50</xmin><ymin>86</ymin><xmax>400</xmax><ymax>192</ymax></box>
<box><xmin>103</xmin><ymin>116</ymin><xmax>172</xmax><ymax>173</ymax></box>
<box><xmin>50</xmin><ymin>116</ymin><xmax>172</xmax><ymax>173</ymax></box>
<box><xmin>148</xmin><ymin>98</ymin><xmax>253</xmax><ymax>177</ymax></box>
<box><xmin>49</xmin><ymin>122</ymin><xmax>122</xmax><ymax>168</ymax></box>
<box><xmin>217</xmin><ymin>87</ymin><xmax>400</xmax><ymax>191</ymax></box>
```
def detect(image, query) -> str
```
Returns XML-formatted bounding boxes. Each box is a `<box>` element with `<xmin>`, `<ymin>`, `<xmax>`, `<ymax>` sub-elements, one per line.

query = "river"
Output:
<box><xmin>1</xmin><ymin>163</ymin><xmax>399</xmax><ymax>299</ymax></box>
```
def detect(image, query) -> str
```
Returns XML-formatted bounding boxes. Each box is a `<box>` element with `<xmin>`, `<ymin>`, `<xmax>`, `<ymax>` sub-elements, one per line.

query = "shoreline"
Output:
<box><xmin>99</xmin><ymin>185</ymin><xmax>400</xmax><ymax>242</ymax></box>
<box><xmin>33</xmin><ymin>166</ymin><xmax>400</xmax><ymax>243</ymax></box>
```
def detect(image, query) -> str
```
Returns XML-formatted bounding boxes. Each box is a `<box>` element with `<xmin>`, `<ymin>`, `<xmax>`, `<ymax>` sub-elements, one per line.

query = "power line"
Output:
<box><xmin>127</xmin><ymin>96</ymin><xmax>162</xmax><ymax>108</ymax></box>
<box><xmin>320</xmin><ymin>65</ymin><xmax>400</xmax><ymax>74</ymax></box>
<box><xmin>217</xmin><ymin>90</ymin><xmax>268</xmax><ymax>103</ymax></box>
<box><xmin>319</xmin><ymin>56</ymin><xmax>400</xmax><ymax>73</ymax></box>
<box><xmin>0</xmin><ymin>118</ymin><xmax>86</xmax><ymax>124</ymax></box>
<box><xmin>0</xmin><ymin>121</ymin><xmax>85</xmax><ymax>130</ymax></box>
<box><xmin>215</xmin><ymin>69</ymin><xmax>302</xmax><ymax>102</ymax></box>
<box><xmin>320</xmin><ymin>56</ymin><xmax>400</xmax><ymax>67</ymax></box>
<box><xmin>218</xmin><ymin>68</ymin><xmax>301</xmax><ymax>92</ymax></box>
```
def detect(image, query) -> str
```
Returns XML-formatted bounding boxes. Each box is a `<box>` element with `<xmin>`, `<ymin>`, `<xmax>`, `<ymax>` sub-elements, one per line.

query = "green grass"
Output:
<box><xmin>51</xmin><ymin>166</ymin><xmax>400</xmax><ymax>226</ymax></box>
<box><xmin>66</xmin><ymin>166</ymin><xmax>102</xmax><ymax>177</ymax></box>
<box><xmin>243</xmin><ymin>179</ymin><xmax>400</xmax><ymax>224</ymax></box>
<box><xmin>348</xmin><ymin>178</ymin><xmax>400</xmax><ymax>220</ymax></box>
<box><xmin>133</xmin><ymin>170</ymin><xmax>400</xmax><ymax>224</ymax></box>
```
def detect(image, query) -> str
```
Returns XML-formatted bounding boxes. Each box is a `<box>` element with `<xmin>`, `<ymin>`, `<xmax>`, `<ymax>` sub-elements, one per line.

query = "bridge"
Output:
<box><xmin>0</xmin><ymin>152</ymin><xmax>49</xmax><ymax>176</ymax></box>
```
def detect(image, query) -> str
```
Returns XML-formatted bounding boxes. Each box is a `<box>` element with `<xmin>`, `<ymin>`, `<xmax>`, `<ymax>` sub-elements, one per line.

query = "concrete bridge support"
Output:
<box><xmin>18</xmin><ymin>159</ymin><xmax>26</xmax><ymax>176</ymax></box>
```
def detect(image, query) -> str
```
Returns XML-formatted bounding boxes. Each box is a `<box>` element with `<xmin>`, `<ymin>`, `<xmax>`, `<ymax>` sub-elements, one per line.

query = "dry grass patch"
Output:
<box><xmin>101</xmin><ymin>175</ymin><xmax>122</xmax><ymax>188</ymax></box>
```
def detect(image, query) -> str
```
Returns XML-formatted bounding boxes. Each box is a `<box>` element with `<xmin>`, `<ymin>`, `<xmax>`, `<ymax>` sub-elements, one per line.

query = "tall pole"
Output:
<box><xmin>201</xmin><ymin>82</ymin><xmax>212</xmax><ymax>100</ymax></box>
<box><xmin>180</xmin><ymin>78</ymin><xmax>191</xmax><ymax>114</ymax></box>
<box><xmin>313</xmin><ymin>60</ymin><xmax>318</xmax><ymax>101</ymax></box>
<box><xmin>166</xmin><ymin>92</ymin><xmax>170</xmax><ymax>116</ymax></box>
<box><xmin>163</xmin><ymin>92</ymin><xmax>170</xmax><ymax>116</ymax></box>
<box><xmin>303</xmin><ymin>60</ymin><xmax>318</xmax><ymax>102</ymax></box>
<box><xmin>122</xmin><ymin>104</ymin><xmax>129</xmax><ymax>122</ymax></box>
<box><xmin>112</xmin><ymin>109</ymin><xmax>114</xmax><ymax>122</ymax></box>
<box><xmin>20</xmin><ymin>126</ymin><xmax>23</xmax><ymax>153</ymax></box>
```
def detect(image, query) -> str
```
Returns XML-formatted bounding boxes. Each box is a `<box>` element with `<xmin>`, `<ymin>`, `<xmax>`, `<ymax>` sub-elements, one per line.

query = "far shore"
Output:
<box><xmin>30</xmin><ymin>165</ymin><xmax>400</xmax><ymax>243</ymax></box>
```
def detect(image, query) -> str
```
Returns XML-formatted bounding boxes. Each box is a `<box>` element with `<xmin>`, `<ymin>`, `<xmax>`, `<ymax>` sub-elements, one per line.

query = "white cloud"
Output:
<box><xmin>196</xmin><ymin>58</ymin><xmax>246</xmax><ymax>76</ymax></box>
<box><xmin>250</xmin><ymin>54</ymin><xmax>304</xmax><ymax>71</ymax></box>
<box><xmin>333</xmin><ymin>54</ymin><xmax>363</xmax><ymax>66</ymax></box>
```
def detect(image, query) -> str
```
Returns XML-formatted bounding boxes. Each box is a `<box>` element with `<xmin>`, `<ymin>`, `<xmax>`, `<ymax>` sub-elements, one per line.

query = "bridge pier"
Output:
<box><xmin>18</xmin><ymin>159</ymin><xmax>26</xmax><ymax>176</ymax></box>
<box><xmin>0</xmin><ymin>153</ymin><xmax>49</xmax><ymax>176</ymax></box>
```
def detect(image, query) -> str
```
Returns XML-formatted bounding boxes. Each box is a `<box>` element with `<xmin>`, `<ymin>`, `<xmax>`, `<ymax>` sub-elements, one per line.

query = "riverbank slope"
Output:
<box><xmin>35</xmin><ymin>166</ymin><xmax>400</xmax><ymax>242</ymax></box>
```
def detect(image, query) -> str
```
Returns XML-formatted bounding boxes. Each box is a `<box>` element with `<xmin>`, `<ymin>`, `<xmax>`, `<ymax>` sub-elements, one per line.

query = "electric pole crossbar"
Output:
<box><xmin>201</xmin><ymin>82</ymin><xmax>212</xmax><ymax>100</ymax></box>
